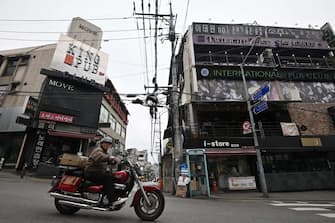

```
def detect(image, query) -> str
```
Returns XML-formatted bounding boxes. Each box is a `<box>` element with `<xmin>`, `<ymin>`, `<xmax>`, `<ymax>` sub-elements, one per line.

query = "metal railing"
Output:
<box><xmin>195</xmin><ymin>52</ymin><xmax>335</xmax><ymax>70</ymax></box>
<box><xmin>187</xmin><ymin>121</ymin><xmax>283</xmax><ymax>138</ymax></box>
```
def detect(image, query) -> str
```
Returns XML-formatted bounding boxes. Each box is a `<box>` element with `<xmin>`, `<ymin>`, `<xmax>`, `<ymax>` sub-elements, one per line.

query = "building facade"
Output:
<box><xmin>163</xmin><ymin>22</ymin><xmax>335</xmax><ymax>193</ymax></box>
<box><xmin>0</xmin><ymin>18</ymin><xmax>128</xmax><ymax>174</ymax></box>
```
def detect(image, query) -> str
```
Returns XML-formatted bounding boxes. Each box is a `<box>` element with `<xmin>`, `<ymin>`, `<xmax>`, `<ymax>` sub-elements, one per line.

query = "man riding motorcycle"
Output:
<box><xmin>84</xmin><ymin>136</ymin><xmax>125</xmax><ymax>206</ymax></box>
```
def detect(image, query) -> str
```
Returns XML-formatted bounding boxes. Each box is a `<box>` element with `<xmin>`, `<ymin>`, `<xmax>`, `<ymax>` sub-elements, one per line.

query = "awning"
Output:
<box><xmin>205</xmin><ymin>148</ymin><xmax>256</xmax><ymax>156</ymax></box>
<box><xmin>48</xmin><ymin>130</ymin><xmax>96</xmax><ymax>139</ymax></box>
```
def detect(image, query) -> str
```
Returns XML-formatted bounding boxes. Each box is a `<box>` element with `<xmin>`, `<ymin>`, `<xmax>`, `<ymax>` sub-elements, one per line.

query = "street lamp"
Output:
<box><xmin>239</xmin><ymin>36</ymin><xmax>269</xmax><ymax>197</ymax></box>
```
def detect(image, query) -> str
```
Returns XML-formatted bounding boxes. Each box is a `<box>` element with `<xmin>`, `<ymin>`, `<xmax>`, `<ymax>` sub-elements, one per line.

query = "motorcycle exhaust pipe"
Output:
<box><xmin>50</xmin><ymin>192</ymin><xmax>99</xmax><ymax>205</ymax></box>
<box><xmin>58</xmin><ymin>200</ymin><xmax>109</xmax><ymax>211</ymax></box>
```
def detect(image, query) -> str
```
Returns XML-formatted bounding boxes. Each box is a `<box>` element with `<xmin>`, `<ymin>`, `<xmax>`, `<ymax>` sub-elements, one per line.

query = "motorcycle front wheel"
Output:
<box><xmin>54</xmin><ymin>198</ymin><xmax>80</xmax><ymax>215</ymax></box>
<box><xmin>134</xmin><ymin>190</ymin><xmax>165</xmax><ymax>221</ymax></box>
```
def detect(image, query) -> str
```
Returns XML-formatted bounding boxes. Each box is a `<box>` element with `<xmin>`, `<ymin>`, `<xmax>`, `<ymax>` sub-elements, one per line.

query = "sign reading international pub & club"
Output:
<box><xmin>197</xmin><ymin>66</ymin><xmax>335</xmax><ymax>82</ymax></box>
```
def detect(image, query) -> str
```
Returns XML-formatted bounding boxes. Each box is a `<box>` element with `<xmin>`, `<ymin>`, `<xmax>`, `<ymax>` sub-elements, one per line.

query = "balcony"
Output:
<box><xmin>276</xmin><ymin>54</ymin><xmax>335</xmax><ymax>70</ymax></box>
<box><xmin>187</xmin><ymin>121</ymin><xmax>283</xmax><ymax>138</ymax></box>
<box><xmin>194</xmin><ymin>51</ymin><xmax>335</xmax><ymax>70</ymax></box>
<box><xmin>195</xmin><ymin>51</ymin><xmax>277</xmax><ymax>68</ymax></box>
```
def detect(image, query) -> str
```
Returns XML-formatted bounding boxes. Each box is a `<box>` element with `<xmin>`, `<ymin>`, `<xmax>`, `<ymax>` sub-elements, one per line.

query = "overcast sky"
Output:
<box><xmin>1</xmin><ymin>0</ymin><xmax>334</xmax><ymax>162</ymax></box>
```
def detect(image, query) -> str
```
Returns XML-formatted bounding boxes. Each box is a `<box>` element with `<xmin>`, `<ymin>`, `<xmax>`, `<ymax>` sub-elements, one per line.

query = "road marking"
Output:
<box><xmin>316</xmin><ymin>213</ymin><xmax>335</xmax><ymax>218</ymax></box>
<box><xmin>271</xmin><ymin>203</ymin><xmax>335</xmax><ymax>207</ymax></box>
<box><xmin>289</xmin><ymin>207</ymin><xmax>330</xmax><ymax>211</ymax></box>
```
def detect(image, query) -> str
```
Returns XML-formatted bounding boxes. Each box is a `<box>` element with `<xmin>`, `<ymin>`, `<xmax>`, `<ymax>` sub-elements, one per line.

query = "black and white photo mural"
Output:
<box><xmin>196</xmin><ymin>79</ymin><xmax>335</xmax><ymax>103</ymax></box>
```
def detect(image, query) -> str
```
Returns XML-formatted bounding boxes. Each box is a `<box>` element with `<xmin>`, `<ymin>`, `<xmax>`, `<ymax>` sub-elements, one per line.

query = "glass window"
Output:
<box><xmin>2</xmin><ymin>57</ymin><xmax>28</xmax><ymax>77</ymax></box>
<box><xmin>99</xmin><ymin>105</ymin><xmax>109</xmax><ymax>123</ymax></box>
<box><xmin>121</xmin><ymin>126</ymin><xmax>126</xmax><ymax>138</ymax></box>
<box><xmin>116</xmin><ymin>122</ymin><xmax>121</xmax><ymax>135</ymax></box>
<box><xmin>109</xmin><ymin>114</ymin><xmax>116</xmax><ymax>130</ymax></box>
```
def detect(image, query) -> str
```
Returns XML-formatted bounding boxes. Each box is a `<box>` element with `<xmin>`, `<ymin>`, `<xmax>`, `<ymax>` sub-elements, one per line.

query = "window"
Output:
<box><xmin>116</xmin><ymin>122</ymin><xmax>121</xmax><ymax>135</ymax></box>
<box><xmin>99</xmin><ymin>105</ymin><xmax>109</xmax><ymax>123</ymax></box>
<box><xmin>2</xmin><ymin>56</ymin><xmax>29</xmax><ymax>77</ymax></box>
<box><xmin>109</xmin><ymin>114</ymin><xmax>116</xmax><ymax>130</ymax></box>
<box><xmin>121</xmin><ymin>126</ymin><xmax>126</xmax><ymax>138</ymax></box>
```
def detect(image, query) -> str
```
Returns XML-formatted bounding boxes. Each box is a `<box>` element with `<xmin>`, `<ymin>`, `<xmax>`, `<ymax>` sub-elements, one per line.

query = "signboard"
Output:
<box><xmin>242</xmin><ymin>121</ymin><xmax>252</xmax><ymax>135</ymax></box>
<box><xmin>196</xmin><ymin>66</ymin><xmax>335</xmax><ymax>82</ymax></box>
<box><xmin>39</xmin><ymin>111</ymin><xmax>74</xmax><ymax>123</ymax></box>
<box><xmin>193</xmin><ymin>34</ymin><xmax>329</xmax><ymax>49</ymax></box>
<box><xmin>39</xmin><ymin>76</ymin><xmax>103</xmax><ymax>129</ymax></box>
<box><xmin>67</xmin><ymin>17</ymin><xmax>103</xmax><ymax>49</ymax></box>
<box><xmin>31</xmin><ymin>130</ymin><xmax>46</xmax><ymax>169</ymax></box>
<box><xmin>186</xmin><ymin>149</ymin><xmax>205</xmax><ymax>155</ymax></box>
<box><xmin>252</xmin><ymin>84</ymin><xmax>270</xmax><ymax>101</ymax></box>
<box><xmin>301</xmin><ymin>138</ymin><xmax>322</xmax><ymax>147</ymax></box>
<box><xmin>253</xmin><ymin>101</ymin><xmax>268</xmax><ymax>114</ymax></box>
<box><xmin>203</xmin><ymin>140</ymin><xmax>240</xmax><ymax>148</ymax></box>
<box><xmin>180</xmin><ymin>163</ymin><xmax>189</xmax><ymax>175</ymax></box>
<box><xmin>50</xmin><ymin>34</ymin><xmax>108</xmax><ymax>86</ymax></box>
<box><xmin>280</xmin><ymin>122</ymin><xmax>300</xmax><ymax>136</ymax></box>
<box><xmin>192</xmin><ymin>23</ymin><xmax>323</xmax><ymax>40</ymax></box>
<box><xmin>228</xmin><ymin>176</ymin><xmax>256</xmax><ymax>190</ymax></box>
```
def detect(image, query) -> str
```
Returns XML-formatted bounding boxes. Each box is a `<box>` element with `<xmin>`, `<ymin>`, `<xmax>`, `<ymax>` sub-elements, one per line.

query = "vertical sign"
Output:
<box><xmin>31</xmin><ymin>130</ymin><xmax>46</xmax><ymax>169</ymax></box>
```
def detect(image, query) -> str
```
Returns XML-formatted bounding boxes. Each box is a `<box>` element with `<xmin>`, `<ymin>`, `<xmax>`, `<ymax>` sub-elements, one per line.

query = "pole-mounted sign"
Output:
<box><xmin>252</xmin><ymin>84</ymin><xmax>270</xmax><ymax>101</ymax></box>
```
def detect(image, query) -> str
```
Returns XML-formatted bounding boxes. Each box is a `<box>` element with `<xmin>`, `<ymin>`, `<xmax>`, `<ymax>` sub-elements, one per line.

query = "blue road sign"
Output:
<box><xmin>253</xmin><ymin>101</ymin><xmax>268</xmax><ymax>114</ymax></box>
<box><xmin>252</xmin><ymin>84</ymin><xmax>270</xmax><ymax>101</ymax></box>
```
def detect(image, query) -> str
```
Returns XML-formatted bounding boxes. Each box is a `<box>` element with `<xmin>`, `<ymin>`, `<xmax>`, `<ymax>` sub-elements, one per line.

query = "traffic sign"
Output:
<box><xmin>242</xmin><ymin>121</ymin><xmax>252</xmax><ymax>134</ymax></box>
<box><xmin>252</xmin><ymin>84</ymin><xmax>270</xmax><ymax>101</ymax></box>
<box><xmin>253</xmin><ymin>101</ymin><xmax>268</xmax><ymax>114</ymax></box>
<box><xmin>242</xmin><ymin>121</ymin><xmax>251</xmax><ymax>131</ymax></box>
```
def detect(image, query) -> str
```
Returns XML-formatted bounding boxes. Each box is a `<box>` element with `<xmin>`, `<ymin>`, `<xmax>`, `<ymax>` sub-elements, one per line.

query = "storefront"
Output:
<box><xmin>262</xmin><ymin>149</ymin><xmax>335</xmax><ymax>191</ymax></box>
<box><xmin>185</xmin><ymin>146</ymin><xmax>258</xmax><ymax>194</ymax></box>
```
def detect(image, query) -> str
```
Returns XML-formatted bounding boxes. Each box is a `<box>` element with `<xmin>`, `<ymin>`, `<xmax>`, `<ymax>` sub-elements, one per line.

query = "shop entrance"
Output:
<box><xmin>186</xmin><ymin>149</ymin><xmax>210</xmax><ymax>197</ymax></box>
<box><xmin>207</xmin><ymin>155</ymin><xmax>257</xmax><ymax>192</ymax></box>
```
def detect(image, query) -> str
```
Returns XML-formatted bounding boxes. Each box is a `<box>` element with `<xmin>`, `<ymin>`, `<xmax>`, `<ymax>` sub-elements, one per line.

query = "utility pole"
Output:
<box><xmin>168</xmin><ymin>2</ymin><xmax>181</xmax><ymax>194</ymax></box>
<box><xmin>134</xmin><ymin>0</ymin><xmax>179</xmax><ymax>193</ymax></box>
<box><xmin>239</xmin><ymin>36</ymin><xmax>268</xmax><ymax>197</ymax></box>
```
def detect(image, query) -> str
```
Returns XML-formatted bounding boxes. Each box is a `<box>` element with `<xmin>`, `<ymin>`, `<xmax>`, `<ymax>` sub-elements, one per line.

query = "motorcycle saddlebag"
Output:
<box><xmin>58</xmin><ymin>175</ymin><xmax>81</xmax><ymax>192</ymax></box>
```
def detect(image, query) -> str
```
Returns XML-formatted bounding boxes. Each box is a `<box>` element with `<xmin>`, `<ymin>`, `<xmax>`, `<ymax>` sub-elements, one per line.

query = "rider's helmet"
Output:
<box><xmin>100</xmin><ymin>136</ymin><xmax>113</xmax><ymax>144</ymax></box>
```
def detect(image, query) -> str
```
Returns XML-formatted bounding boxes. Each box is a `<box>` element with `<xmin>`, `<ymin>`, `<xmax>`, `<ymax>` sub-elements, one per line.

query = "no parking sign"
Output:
<box><xmin>242</xmin><ymin>121</ymin><xmax>252</xmax><ymax>135</ymax></box>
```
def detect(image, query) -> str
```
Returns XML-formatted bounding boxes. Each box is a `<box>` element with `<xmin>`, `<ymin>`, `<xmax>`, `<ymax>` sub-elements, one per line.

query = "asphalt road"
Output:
<box><xmin>0</xmin><ymin>173</ymin><xmax>334</xmax><ymax>223</ymax></box>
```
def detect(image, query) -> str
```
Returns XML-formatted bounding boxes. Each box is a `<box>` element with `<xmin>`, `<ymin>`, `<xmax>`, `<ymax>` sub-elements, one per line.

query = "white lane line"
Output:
<box><xmin>316</xmin><ymin>213</ymin><xmax>335</xmax><ymax>218</ymax></box>
<box><xmin>271</xmin><ymin>201</ymin><xmax>283</xmax><ymax>203</ymax></box>
<box><xmin>289</xmin><ymin>207</ymin><xmax>330</xmax><ymax>211</ymax></box>
<box><xmin>271</xmin><ymin>203</ymin><xmax>335</xmax><ymax>207</ymax></box>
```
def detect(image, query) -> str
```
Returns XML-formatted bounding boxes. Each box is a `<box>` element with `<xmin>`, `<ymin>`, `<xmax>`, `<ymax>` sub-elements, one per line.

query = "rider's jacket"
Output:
<box><xmin>85</xmin><ymin>146</ymin><xmax>109</xmax><ymax>174</ymax></box>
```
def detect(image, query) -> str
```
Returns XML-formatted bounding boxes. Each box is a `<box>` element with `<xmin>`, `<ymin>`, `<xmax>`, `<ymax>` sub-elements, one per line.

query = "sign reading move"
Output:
<box><xmin>50</xmin><ymin>34</ymin><xmax>108</xmax><ymax>86</ymax></box>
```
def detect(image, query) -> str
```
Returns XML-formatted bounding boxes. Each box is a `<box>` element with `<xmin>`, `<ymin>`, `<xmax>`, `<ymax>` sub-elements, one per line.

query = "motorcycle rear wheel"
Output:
<box><xmin>134</xmin><ymin>190</ymin><xmax>165</xmax><ymax>221</ymax></box>
<box><xmin>54</xmin><ymin>198</ymin><xmax>80</xmax><ymax>215</ymax></box>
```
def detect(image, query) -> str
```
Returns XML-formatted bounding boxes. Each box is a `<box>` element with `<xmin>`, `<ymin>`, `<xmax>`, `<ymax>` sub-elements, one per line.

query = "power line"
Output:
<box><xmin>0</xmin><ymin>17</ymin><xmax>135</xmax><ymax>22</ymax></box>
<box><xmin>0</xmin><ymin>34</ymin><xmax>166</xmax><ymax>42</ymax></box>
<box><xmin>0</xmin><ymin>28</ymin><xmax>167</xmax><ymax>34</ymax></box>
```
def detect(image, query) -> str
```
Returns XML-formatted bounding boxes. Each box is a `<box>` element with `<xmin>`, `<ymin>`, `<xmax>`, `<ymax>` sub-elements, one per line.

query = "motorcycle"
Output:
<box><xmin>48</xmin><ymin>156</ymin><xmax>165</xmax><ymax>221</ymax></box>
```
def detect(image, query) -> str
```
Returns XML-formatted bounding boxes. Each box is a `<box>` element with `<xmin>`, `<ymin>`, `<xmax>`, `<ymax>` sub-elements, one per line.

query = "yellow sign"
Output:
<box><xmin>301</xmin><ymin>138</ymin><xmax>322</xmax><ymax>147</ymax></box>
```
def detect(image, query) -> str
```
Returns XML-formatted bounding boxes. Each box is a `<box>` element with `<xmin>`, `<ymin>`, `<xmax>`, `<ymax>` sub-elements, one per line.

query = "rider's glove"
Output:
<box><xmin>109</xmin><ymin>156</ymin><xmax>121</xmax><ymax>164</ymax></box>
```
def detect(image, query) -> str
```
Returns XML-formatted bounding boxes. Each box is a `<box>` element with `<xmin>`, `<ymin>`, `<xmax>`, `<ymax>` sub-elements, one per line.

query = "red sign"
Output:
<box><xmin>39</xmin><ymin>111</ymin><xmax>74</xmax><ymax>123</ymax></box>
